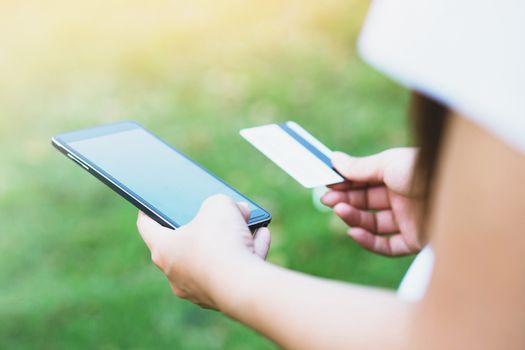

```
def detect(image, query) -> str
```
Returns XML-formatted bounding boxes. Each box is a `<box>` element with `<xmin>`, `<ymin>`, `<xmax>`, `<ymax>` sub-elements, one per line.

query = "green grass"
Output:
<box><xmin>0</xmin><ymin>2</ymin><xmax>413</xmax><ymax>348</ymax></box>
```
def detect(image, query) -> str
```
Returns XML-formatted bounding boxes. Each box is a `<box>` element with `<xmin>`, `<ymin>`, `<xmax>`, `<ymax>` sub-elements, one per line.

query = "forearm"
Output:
<box><xmin>212</xmin><ymin>256</ymin><xmax>414</xmax><ymax>350</ymax></box>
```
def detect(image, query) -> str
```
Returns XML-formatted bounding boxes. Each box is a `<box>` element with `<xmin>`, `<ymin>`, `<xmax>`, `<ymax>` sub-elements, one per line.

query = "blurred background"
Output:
<box><xmin>0</xmin><ymin>0</ymin><xmax>413</xmax><ymax>348</ymax></box>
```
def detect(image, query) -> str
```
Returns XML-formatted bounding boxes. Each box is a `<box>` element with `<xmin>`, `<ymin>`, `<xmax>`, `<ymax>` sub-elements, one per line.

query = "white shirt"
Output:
<box><xmin>358</xmin><ymin>0</ymin><xmax>525</xmax><ymax>300</ymax></box>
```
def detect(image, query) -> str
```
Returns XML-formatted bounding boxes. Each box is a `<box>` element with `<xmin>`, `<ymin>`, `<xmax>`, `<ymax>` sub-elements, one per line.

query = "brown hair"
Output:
<box><xmin>410</xmin><ymin>92</ymin><xmax>449</xmax><ymax>238</ymax></box>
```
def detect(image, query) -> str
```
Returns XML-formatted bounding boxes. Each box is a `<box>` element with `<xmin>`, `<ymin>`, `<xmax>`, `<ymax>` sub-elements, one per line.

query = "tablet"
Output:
<box><xmin>52</xmin><ymin>121</ymin><xmax>272</xmax><ymax>230</ymax></box>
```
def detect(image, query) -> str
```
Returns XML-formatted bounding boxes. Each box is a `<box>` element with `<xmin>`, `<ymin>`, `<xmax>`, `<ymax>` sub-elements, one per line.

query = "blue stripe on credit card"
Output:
<box><xmin>278</xmin><ymin>123</ymin><xmax>332</xmax><ymax>167</ymax></box>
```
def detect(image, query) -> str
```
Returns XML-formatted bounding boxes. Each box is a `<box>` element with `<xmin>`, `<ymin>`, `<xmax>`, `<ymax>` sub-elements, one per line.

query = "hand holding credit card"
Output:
<box><xmin>240</xmin><ymin>121</ymin><xmax>345</xmax><ymax>188</ymax></box>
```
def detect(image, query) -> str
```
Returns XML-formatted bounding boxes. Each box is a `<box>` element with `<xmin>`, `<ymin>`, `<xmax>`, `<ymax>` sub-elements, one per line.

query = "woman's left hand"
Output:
<box><xmin>136</xmin><ymin>194</ymin><xmax>271</xmax><ymax>310</ymax></box>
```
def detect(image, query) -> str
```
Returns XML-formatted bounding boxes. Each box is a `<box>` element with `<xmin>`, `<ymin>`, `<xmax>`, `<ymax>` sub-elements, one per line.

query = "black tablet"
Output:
<box><xmin>52</xmin><ymin>121</ymin><xmax>272</xmax><ymax>230</ymax></box>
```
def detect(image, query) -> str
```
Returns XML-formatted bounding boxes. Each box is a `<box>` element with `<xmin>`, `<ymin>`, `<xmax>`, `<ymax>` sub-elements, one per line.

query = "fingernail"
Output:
<box><xmin>237</xmin><ymin>202</ymin><xmax>250</xmax><ymax>216</ymax></box>
<box><xmin>237</xmin><ymin>201</ymin><xmax>249</xmax><ymax>209</ymax></box>
<box><xmin>321</xmin><ymin>191</ymin><xmax>336</xmax><ymax>202</ymax></box>
<box><xmin>334</xmin><ymin>202</ymin><xmax>350</xmax><ymax>214</ymax></box>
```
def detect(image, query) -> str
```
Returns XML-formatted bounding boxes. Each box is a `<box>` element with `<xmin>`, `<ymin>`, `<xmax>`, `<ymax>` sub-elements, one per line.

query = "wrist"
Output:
<box><xmin>208</xmin><ymin>253</ymin><xmax>267</xmax><ymax>316</ymax></box>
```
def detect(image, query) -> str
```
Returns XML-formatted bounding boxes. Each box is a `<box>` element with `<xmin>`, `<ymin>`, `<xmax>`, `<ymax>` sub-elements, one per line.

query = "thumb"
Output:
<box><xmin>198</xmin><ymin>194</ymin><xmax>250</xmax><ymax>227</ymax></box>
<box><xmin>332</xmin><ymin>151</ymin><xmax>386</xmax><ymax>184</ymax></box>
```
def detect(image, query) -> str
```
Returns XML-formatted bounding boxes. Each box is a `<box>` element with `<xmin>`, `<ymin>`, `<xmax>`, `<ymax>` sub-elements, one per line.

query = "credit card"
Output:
<box><xmin>240</xmin><ymin>121</ymin><xmax>345</xmax><ymax>188</ymax></box>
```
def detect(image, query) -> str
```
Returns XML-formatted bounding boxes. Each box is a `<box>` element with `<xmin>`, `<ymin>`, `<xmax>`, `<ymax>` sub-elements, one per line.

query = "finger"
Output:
<box><xmin>136</xmin><ymin>211</ymin><xmax>169</xmax><ymax>250</ymax></box>
<box><xmin>347</xmin><ymin>227</ymin><xmax>413</xmax><ymax>256</ymax></box>
<box><xmin>333</xmin><ymin>202</ymin><xmax>399</xmax><ymax>234</ymax></box>
<box><xmin>332</xmin><ymin>151</ymin><xmax>387</xmax><ymax>184</ymax></box>
<box><xmin>328</xmin><ymin>181</ymin><xmax>353</xmax><ymax>191</ymax></box>
<box><xmin>347</xmin><ymin>186</ymin><xmax>390</xmax><ymax>210</ymax></box>
<box><xmin>200</xmin><ymin>194</ymin><xmax>246</xmax><ymax>223</ymax></box>
<box><xmin>237</xmin><ymin>202</ymin><xmax>251</xmax><ymax>222</ymax></box>
<box><xmin>321</xmin><ymin>190</ymin><xmax>348</xmax><ymax>207</ymax></box>
<box><xmin>253</xmin><ymin>227</ymin><xmax>271</xmax><ymax>259</ymax></box>
<box><xmin>328</xmin><ymin>181</ymin><xmax>369</xmax><ymax>191</ymax></box>
<box><xmin>322</xmin><ymin>186</ymin><xmax>391</xmax><ymax>210</ymax></box>
<box><xmin>201</xmin><ymin>194</ymin><xmax>237</xmax><ymax>211</ymax></box>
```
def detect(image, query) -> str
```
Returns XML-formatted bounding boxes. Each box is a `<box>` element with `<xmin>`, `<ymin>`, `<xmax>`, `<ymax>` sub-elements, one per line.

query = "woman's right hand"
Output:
<box><xmin>321</xmin><ymin>148</ymin><xmax>423</xmax><ymax>256</ymax></box>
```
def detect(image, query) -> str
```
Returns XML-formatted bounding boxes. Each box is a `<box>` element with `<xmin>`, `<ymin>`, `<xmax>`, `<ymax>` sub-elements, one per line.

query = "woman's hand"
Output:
<box><xmin>136</xmin><ymin>194</ymin><xmax>271</xmax><ymax>309</ymax></box>
<box><xmin>322</xmin><ymin>148</ymin><xmax>423</xmax><ymax>256</ymax></box>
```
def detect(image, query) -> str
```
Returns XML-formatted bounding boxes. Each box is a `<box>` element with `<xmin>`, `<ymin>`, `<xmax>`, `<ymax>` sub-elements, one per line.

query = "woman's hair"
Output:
<box><xmin>410</xmin><ymin>92</ymin><xmax>449</xmax><ymax>239</ymax></box>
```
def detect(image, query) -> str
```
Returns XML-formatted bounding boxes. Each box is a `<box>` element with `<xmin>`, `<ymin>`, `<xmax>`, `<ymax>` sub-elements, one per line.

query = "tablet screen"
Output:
<box><xmin>68</xmin><ymin>127</ymin><xmax>259</xmax><ymax>226</ymax></box>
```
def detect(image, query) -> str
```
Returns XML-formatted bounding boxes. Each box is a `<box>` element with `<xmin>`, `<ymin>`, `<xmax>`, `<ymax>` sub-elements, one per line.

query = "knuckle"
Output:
<box><xmin>203</xmin><ymin>194</ymin><xmax>233</xmax><ymax>208</ymax></box>
<box><xmin>171</xmin><ymin>286</ymin><xmax>187</xmax><ymax>298</ymax></box>
<box><xmin>150</xmin><ymin>250</ymin><xmax>164</xmax><ymax>268</ymax></box>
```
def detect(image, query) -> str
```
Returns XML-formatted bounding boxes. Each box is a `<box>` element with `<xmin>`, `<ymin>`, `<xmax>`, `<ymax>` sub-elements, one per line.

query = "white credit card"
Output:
<box><xmin>240</xmin><ymin>121</ymin><xmax>345</xmax><ymax>188</ymax></box>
